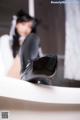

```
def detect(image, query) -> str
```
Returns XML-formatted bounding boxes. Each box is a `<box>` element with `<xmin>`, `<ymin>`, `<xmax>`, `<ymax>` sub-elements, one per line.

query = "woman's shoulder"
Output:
<box><xmin>28</xmin><ymin>33</ymin><xmax>40</xmax><ymax>43</ymax></box>
<box><xmin>23</xmin><ymin>33</ymin><xmax>40</xmax><ymax>46</ymax></box>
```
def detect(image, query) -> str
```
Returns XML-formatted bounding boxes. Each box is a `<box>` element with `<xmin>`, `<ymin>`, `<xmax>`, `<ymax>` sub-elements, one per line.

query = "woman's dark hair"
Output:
<box><xmin>11</xmin><ymin>9</ymin><xmax>39</xmax><ymax>58</ymax></box>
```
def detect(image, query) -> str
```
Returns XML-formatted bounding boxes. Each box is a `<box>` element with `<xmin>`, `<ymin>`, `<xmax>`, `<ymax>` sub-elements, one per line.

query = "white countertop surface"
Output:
<box><xmin>0</xmin><ymin>77</ymin><xmax>80</xmax><ymax>104</ymax></box>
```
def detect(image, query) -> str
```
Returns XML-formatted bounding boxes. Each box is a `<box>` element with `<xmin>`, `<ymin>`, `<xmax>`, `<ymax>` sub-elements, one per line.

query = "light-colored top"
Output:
<box><xmin>0</xmin><ymin>34</ymin><xmax>14</xmax><ymax>76</ymax></box>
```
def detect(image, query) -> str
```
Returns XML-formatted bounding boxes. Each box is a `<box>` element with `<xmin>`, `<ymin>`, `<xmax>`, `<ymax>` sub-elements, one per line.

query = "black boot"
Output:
<box><xmin>21</xmin><ymin>55</ymin><xmax>58</xmax><ymax>85</ymax></box>
<box><xmin>33</xmin><ymin>55</ymin><xmax>57</xmax><ymax>77</ymax></box>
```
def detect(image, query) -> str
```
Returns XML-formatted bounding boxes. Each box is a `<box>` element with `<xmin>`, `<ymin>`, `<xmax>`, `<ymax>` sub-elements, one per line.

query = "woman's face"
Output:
<box><xmin>16</xmin><ymin>21</ymin><xmax>33</xmax><ymax>37</ymax></box>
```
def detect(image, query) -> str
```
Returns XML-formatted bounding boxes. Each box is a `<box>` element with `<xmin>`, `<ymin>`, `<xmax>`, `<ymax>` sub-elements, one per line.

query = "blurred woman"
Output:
<box><xmin>8</xmin><ymin>10</ymin><xmax>57</xmax><ymax>85</ymax></box>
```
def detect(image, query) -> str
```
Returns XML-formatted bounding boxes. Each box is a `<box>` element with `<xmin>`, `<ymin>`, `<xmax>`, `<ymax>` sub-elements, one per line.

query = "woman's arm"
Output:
<box><xmin>38</xmin><ymin>47</ymin><xmax>44</xmax><ymax>57</ymax></box>
<box><xmin>7</xmin><ymin>55</ymin><xmax>21</xmax><ymax>79</ymax></box>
